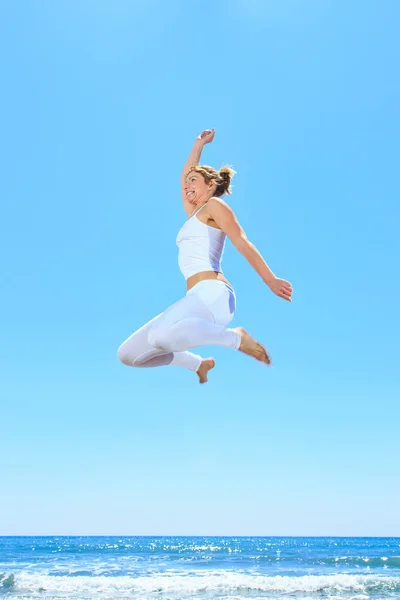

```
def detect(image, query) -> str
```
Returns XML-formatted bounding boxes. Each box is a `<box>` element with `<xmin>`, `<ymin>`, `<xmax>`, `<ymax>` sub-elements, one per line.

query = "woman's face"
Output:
<box><xmin>183</xmin><ymin>171</ymin><xmax>214</xmax><ymax>205</ymax></box>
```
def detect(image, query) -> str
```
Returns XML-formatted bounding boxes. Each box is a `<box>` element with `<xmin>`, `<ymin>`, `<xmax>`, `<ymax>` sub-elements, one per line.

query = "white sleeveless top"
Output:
<box><xmin>176</xmin><ymin>202</ymin><xmax>226</xmax><ymax>280</ymax></box>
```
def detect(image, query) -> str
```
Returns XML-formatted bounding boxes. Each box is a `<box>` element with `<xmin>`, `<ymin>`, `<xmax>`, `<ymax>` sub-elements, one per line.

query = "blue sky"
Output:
<box><xmin>1</xmin><ymin>0</ymin><xmax>399</xmax><ymax>536</ymax></box>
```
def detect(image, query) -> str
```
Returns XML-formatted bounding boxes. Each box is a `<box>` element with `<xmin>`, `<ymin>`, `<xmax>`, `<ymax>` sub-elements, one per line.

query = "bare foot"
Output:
<box><xmin>232</xmin><ymin>327</ymin><xmax>271</xmax><ymax>365</ymax></box>
<box><xmin>196</xmin><ymin>358</ymin><xmax>215</xmax><ymax>384</ymax></box>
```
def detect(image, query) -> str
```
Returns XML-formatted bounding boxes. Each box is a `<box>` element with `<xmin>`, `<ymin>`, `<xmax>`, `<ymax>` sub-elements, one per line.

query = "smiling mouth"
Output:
<box><xmin>186</xmin><ymin>191</ymin><xmax>195</xmax><ymax>198</ymax></box>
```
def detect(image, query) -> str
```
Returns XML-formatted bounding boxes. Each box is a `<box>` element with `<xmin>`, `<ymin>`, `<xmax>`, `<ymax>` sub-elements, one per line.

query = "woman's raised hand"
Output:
<box><xmin>197</xmin><ymin>128</ymin><xmax>215</xmax><ymax>145</ymax></box>
<box><xmin>268</xmin><ymin>277</ymin><xmax>293</xmax><ymax>302</ymax></box>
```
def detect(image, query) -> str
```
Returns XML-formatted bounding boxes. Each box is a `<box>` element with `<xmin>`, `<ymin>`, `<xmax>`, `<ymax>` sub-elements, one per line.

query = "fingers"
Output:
<box><xmin>278</xmin><ymin>291</ymin><xmax>292</xmax><ymax>301</ymax></box>
<box><xmin>279</xmin><ymin>282</ymin><xmax>293</xmax><ymax>301</ymax></box>
<box><xmin>281</xmin><ymin>280</ymin><xmax>292</xmax><ymax>300</ymax></box>
<box><xmin>200</xmin><ymin>128</ymin><xmax>215</xmax><ymax>139</ymax></box>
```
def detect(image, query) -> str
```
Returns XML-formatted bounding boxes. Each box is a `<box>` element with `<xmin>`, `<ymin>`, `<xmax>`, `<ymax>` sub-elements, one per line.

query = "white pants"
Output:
<box><xmin>118</xmin><ymin>280</ymin><xmax>241</xmax><ymax>372</ymax></box>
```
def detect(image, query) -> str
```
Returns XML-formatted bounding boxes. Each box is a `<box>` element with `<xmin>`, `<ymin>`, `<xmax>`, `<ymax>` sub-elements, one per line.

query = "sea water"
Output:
<box><xmin>1</xmin><ymin>536</ymin><xmax>400</xmax><ymax>599</ymax></box>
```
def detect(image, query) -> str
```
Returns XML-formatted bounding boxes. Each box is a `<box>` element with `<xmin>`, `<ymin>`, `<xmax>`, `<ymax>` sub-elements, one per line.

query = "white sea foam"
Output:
<box><xmin>4</xmin><ymin>597</ymin><xmax>374</xmax><ymax>600</ymax></box>
<box><xmin>8</xmin><ymin>571</ymin><xmax>400</xmax><ymax>597</ymax></box>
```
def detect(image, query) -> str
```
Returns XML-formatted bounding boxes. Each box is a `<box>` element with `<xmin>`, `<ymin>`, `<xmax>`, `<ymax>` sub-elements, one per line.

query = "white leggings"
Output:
<box><xmin>118</xmin><ymin>280</ymin><xmax>241</xmax><ymax>372</ymax></box>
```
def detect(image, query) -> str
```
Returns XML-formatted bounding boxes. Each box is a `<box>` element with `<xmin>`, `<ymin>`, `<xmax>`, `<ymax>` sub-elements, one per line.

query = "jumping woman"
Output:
<box><xmin>118</xmin><ymin>129</ymin><xmax>292</xmax><ymax>384</ymax></box>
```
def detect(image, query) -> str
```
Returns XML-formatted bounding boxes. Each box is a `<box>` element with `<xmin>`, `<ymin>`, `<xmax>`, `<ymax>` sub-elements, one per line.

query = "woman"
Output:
<box><xmin>118</xmin><ymin>129</ymin><xmax>292</xmax><ymax>384</ymax></box>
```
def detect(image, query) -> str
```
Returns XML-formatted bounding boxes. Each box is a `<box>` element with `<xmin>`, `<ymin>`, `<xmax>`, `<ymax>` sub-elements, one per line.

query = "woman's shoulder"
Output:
<box><xmin>207</xmin><ymin>196</ymin><xmax>234</xmax><ymax>216</ymax></box>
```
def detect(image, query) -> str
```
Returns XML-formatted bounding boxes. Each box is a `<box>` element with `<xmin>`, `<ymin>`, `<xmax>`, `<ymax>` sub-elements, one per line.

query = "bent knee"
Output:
<box><xmin>117</xmin><ymin>343</ymin><xmax>135</xmax><ymax>366</ymax></box>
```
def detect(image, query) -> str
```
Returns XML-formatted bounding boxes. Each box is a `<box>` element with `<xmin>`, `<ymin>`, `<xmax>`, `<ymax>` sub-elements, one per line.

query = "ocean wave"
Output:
<box><xmin>0</xmin><ymin>596</ymin><xmax>376</xmax><ymax>600</ymax></box>
<box><xmin>247</xmin><ymin>554</ymin><xmax>400</xmax><ymax>569</ymax></box>
<box><xmin>331</xmin><ymin>555</ymin><xmax>400</xmax><ymax>569</ymax></box>
<box><xmin>1</xmin><ymin>571</ymin><xmax>400</xmax><ymax>597</ymax></box>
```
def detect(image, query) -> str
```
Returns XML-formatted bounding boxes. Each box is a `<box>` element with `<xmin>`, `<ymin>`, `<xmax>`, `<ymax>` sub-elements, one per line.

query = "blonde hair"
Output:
<box><xmin>189</xmin><ymin>164</ymin><xmax>236</xmax><ymax>197</ymax></box>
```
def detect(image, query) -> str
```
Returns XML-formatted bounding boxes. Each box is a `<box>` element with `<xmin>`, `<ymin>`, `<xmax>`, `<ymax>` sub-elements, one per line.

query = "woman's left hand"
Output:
<box><xmin>268</xmin><ymin>277</ymin><xmax>293</xmax><ymax>302</ymax></box>
<box><xmin>197</xmin><ymin>129</ymin><xmax>215</xmax><ymax>145</ymax></box>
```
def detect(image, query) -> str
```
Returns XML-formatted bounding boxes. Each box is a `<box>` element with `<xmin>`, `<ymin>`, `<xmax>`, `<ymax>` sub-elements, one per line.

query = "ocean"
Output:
<box><xmin>1</xmin><ymin>536</ymin><xmax>399</xmax><ymax>599</ymax></box>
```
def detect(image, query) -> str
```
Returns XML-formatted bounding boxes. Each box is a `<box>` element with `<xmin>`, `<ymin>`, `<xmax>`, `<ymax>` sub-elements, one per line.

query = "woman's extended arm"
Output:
<box><xmin>180</xmin><ymin>129</ymin><xmax>214</xmax><ymax>185</ymax></box>
<box><xmin>180</xmin><ymin>129</ymin><xmax>215</xmax><ymax>213</ymax></box>
<box><xmin>208</xmin><ymin>198</ymin><xmax>293</xmax><ymax>301</ymax></box>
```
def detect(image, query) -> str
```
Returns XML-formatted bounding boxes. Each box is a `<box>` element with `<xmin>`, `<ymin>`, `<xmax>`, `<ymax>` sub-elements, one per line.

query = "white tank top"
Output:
<box><xmin>176</xmin><ymin>202</ymin><xmax>226</xmax><ymax>280</ymax></box>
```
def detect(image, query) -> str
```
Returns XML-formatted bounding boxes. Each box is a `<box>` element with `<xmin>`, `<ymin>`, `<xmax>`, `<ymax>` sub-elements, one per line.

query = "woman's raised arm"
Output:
<box><xmin>180</xmin><ymin>129</ymin><xmax>215</xmax><ymax>212</ymax></box>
